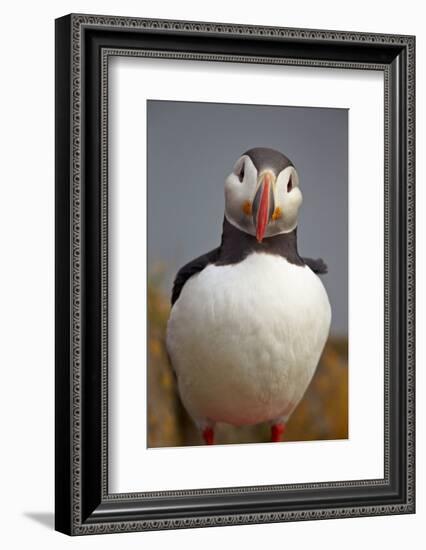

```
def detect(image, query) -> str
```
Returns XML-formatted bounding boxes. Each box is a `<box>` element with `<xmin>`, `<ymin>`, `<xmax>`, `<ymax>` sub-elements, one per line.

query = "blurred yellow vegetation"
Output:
<box><xmin>147</xmin><ymin>276</ymin><xmax>348</xmax><ymax>448</ymax></box>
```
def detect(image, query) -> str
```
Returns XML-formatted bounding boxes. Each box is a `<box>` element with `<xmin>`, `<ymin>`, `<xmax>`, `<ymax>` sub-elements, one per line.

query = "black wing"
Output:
<box><xmin>302</xmin><ymin>257</ymin><xmax>328</xmax><ymax>275</ymax></box>
<box><xmin>171</xmin><ymin>247</ymin><xmax>221</xmax><ymax>305</ymax></box>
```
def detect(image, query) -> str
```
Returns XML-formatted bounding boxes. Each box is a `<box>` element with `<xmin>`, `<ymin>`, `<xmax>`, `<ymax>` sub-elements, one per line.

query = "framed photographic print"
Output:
<box><xmin>55</xmin><ymin>14</ymin><xmax>415</xmax><ymax>535</ymax></box>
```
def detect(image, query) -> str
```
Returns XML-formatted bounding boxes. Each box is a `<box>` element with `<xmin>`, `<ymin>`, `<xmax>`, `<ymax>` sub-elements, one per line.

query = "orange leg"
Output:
<box><xmin>202</xmin><ymin>427</ymin><xmax>214</xmax><ymax>445</ymax></box>
<box><xmin>271</xmin><ymin>423</ymin><xmax>286</xmax><ymax>442</ymax></box>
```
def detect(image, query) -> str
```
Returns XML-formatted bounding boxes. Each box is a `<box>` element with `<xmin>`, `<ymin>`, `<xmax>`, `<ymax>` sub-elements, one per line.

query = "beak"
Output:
<box><xmin>252</xmin><ymin>172</ymin><xmax>275</xmax><ymax>243</ymax></box>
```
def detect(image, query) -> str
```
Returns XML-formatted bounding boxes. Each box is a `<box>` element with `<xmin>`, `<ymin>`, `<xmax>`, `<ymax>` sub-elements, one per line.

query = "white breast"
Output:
<box><xmin>166</xmin><ymin>253</ymin><xmax>331</xmax><ymax>428</ymax></box>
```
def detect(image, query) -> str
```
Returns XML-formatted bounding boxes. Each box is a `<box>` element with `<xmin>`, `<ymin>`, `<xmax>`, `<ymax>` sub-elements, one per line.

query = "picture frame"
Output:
<box><xmin>55</xmin><ymin>13</ymin><xmax>415</xmax><ymax>535</ymax></box>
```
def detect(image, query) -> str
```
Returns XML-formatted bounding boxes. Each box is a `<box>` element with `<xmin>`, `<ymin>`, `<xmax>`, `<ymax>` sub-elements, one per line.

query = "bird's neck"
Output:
<box><xmin>216</xmin><ymin>217</ymin><xmax>304</xmax><ymax>267</ymax></box>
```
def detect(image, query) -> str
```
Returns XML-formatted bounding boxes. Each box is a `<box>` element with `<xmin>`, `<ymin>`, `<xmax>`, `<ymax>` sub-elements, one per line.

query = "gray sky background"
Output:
<box><xmin>147</xmin><ymin>100</ymin><xmax>348</xmax><ymax>336</ymax></box>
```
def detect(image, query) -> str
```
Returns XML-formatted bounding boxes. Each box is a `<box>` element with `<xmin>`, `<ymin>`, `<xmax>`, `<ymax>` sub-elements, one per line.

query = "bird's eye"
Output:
<box><xmin>238</xmin><ymin>162</ymin><xmax>245</xmax><ymax>182</ymax></box>
<box><xmin>287</xmin><ymin>176</ymin><xmax>293</xmax><ymax>193</ymax></box>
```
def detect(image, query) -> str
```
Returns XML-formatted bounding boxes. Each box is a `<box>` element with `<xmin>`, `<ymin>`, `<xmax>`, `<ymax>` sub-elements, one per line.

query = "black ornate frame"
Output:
<box><xmin>55</xmin><ymin>13</ymin><xmax>415</xmax><ymax>535</ymax></box>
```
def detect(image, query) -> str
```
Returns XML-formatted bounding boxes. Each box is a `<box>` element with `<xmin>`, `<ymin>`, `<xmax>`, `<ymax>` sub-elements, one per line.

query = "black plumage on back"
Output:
<box><xmin>171</xmin><ymin>248</ymin><xmax>220</xmax><ymax>305</ymax></box>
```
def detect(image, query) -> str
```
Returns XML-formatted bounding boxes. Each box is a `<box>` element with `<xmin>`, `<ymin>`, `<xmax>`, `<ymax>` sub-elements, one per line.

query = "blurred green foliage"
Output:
<box><xmin>147</xmin><ymin>273</ymin><xmax>348</xmax><ymax>448</ymax></box>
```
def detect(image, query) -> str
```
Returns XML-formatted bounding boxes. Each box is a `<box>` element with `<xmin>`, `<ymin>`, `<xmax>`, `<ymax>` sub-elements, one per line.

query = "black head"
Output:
<box><xmin>243</xmin><ymin>147</ymin><xmax>294</xmax><ymax>177</ymax></box>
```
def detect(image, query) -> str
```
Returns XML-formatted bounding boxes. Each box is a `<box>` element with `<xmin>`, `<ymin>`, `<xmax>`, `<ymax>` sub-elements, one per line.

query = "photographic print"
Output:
<box><xmin>56</xmin><ymin>15</ymin><xmax>415</xmax><ymax>534</ymax></box>
<box><xmin>147</xmin><ymin>100</ymin><xmax>348</xmax><ymax>447</ymax></box>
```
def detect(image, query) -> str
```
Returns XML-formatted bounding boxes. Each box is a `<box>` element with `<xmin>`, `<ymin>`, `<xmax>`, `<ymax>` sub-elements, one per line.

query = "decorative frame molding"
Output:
<box><xmin>55</xmin><ymin>13</ymin><xmax>415</xmax><ymax>535</ymax></box>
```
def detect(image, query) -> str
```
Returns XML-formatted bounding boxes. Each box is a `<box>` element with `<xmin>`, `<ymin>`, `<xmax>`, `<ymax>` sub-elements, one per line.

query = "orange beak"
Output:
<box><xmin>253</xmin><ymin>172</ymin><xmax>274</xmax><ymax>243</ymax></box>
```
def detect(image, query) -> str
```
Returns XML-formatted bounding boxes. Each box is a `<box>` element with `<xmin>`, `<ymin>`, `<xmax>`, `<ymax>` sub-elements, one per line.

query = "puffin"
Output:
<box><xmin>166</xmin><ymin>147</ymin><xmax>331</xmax><ymax>445</ymax></box>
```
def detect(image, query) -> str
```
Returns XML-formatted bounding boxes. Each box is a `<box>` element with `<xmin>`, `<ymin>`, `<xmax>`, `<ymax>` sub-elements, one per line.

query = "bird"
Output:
<box><xmin>166</xmin><ymin>147</ymin><xmax>331</xmax><ymax>445</ymax></box>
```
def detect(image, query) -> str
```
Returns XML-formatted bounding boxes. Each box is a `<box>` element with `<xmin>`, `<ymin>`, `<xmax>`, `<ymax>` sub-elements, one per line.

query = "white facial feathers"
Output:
<box><xmin>224</xmin><ymin>154</ymin><xmax>303</xmax><ymax>238</ymax></box>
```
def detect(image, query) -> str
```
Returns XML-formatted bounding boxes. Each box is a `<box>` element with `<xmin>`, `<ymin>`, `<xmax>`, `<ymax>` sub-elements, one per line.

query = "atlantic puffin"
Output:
<box><xmin>166</xmin><ymin>147</ymin><xmax>331</xmax><ymax>445</ymax></box>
